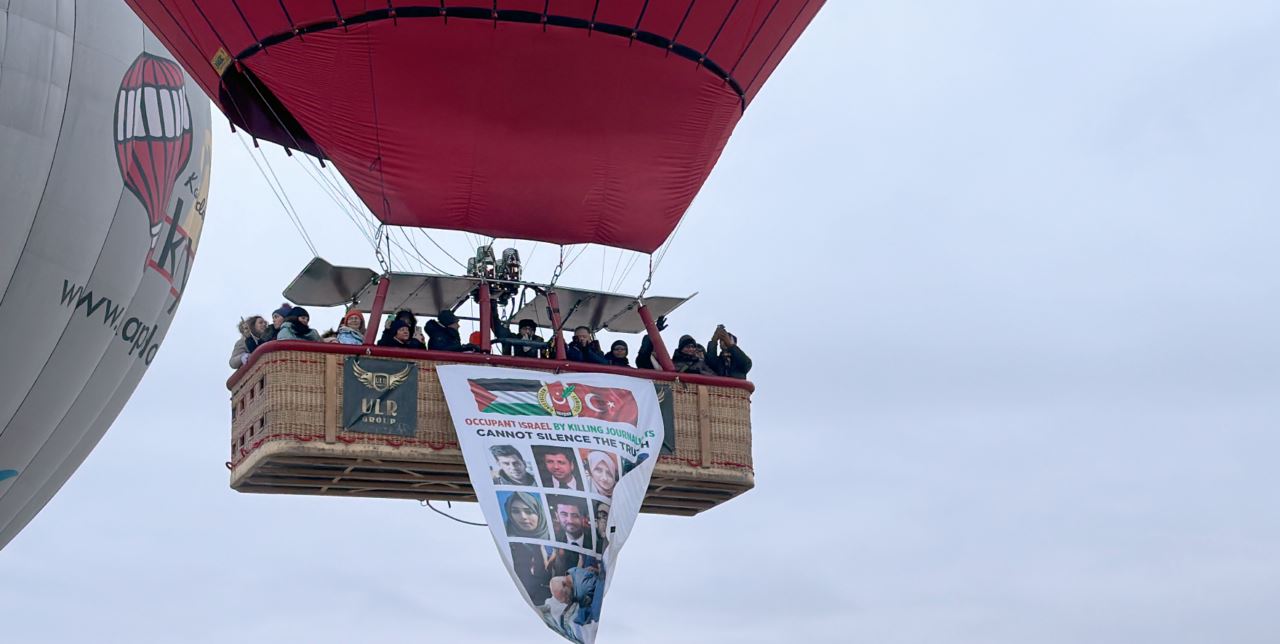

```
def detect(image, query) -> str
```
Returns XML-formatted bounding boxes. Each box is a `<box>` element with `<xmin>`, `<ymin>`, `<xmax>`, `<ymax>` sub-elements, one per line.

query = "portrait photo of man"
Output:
<box><xmin>533</xmin><ymin>445</ymin><xmax>584</xmax><ymax>490</ymax></box>
<box><xmin>489</xmin><ymin>444</ymin><xmax>537</xmax><ymax>486</ymax></box>
<box><xmin>592</xmin><ymin>500</ymin><xmax>610</xmax><ymax>555</ymax></box>
<box><xmin>547</xmin><ymin>494</ymin><xmax>593</xmax><ymax>551</ymax></box>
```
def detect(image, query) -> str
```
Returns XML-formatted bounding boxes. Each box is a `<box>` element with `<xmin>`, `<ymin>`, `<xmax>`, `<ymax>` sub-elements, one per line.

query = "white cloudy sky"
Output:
<box><xmin>5</xmin><ymin>2</ymin><xmax>1280</xmax><ymax>643</ymax></box>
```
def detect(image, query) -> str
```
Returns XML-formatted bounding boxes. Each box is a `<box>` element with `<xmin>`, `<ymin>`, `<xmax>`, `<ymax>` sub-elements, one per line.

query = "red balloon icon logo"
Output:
<box><xmin>113</xmin><ymin>53</ymin><xmax>193</xmax><ymax>249</ymax></box>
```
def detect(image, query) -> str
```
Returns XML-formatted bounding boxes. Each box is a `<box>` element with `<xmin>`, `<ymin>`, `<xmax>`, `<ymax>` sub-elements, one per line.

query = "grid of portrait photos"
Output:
<box><xmin>489</xmin><ymin>442</ymin><xmax>633</xmax><ymax>644</ymax></box>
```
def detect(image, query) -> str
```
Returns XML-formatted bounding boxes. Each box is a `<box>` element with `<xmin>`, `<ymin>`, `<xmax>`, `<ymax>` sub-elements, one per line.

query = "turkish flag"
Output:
<box><xmin>572</xmin><ymin>384</ymin><xmax>639</xmax><ymax>426</ymax></box>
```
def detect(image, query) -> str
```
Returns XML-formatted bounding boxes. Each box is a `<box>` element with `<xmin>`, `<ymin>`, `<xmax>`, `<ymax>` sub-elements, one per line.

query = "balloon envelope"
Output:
<box><xmin>125</xmin><ymin>1</ymin><xmax>823</xmax><ymax>252</ymax></box>
<box><xmin>0</xmin><ymin>0</ymin><xmax>213</xmax><ymax>549</ymax></box>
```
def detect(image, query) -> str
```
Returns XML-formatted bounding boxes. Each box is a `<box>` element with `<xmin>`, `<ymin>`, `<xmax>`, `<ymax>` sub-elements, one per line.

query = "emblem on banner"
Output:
<box><xmin>538</xmin><ymin>383</ymin><xmax>583</xmax><ymax>417</ymax></box>
<box><xmin>352</xmin><ymin>361</ymin><xmax>412</xmax><ymax>392</ymax></box>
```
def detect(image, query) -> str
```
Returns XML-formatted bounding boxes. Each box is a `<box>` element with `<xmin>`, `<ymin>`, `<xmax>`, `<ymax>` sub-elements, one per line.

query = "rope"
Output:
<box><xmin>235</xmin><ymin>133</ymin><xmax>318</xmax><ymax>255</ymax></box>
<box><xmin>421</xmin><ymin>500</ymin><xmax>487</xmax><ymax>527</ymax></box>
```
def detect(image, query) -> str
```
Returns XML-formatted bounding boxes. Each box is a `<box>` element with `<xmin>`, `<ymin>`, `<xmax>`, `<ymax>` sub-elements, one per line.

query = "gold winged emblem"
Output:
<box><xmin>351</xmin><ymin>361</ymin><xmax>413</xmax><ymax>392</ymax></box>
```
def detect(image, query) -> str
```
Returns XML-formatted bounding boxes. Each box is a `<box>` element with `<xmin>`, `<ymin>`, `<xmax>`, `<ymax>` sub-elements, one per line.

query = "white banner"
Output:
<box><xmin>437</xmin><ymin>365</ymin><xmax>664</xmax><ymax>644</ymax></box>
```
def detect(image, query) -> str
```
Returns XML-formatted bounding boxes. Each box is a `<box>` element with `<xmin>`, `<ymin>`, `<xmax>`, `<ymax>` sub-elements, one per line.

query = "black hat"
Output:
<box><xmin>677</xmin><ymin>335</ymin><xmax>697</xmax><ymax>350</ymax></box>
<box><xmin>518</xmin><ymin>318</ymin><xmax>538</xmax><ymax>331</ymax></box>
<box><xmin>287</xmin><ymin>306</ymin><xmax>309</xmax><ymax>319</ymax></box>
<box><xmin>389</xmin><ymin>319</ymin><xmax>411</xmax><ymax>335</ymax></box>
<box><xmin>272</xmin><ymin>304</ymin><xmax>292</xmax><ymax>319</ymax></box>
<box><xmin>611</xmin><ymin>340</ymin><xmax>628</xmax><ymax>351</ymax></box>
<box><xmin>438</xmin><ymin>309</ymin><xmax>459</xmax><ymax>326</ymax></box>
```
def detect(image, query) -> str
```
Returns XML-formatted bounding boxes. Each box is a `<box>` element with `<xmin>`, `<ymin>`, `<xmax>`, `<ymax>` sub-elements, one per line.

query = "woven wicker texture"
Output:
<box><xmin>229</xmin><ymin>349</ymin><xmax>753</xmax><ymax>514</ymax></box>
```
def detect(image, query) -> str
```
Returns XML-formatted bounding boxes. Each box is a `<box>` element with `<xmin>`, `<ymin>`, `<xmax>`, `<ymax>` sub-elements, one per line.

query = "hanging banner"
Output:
<box><xmin>437</xmin><ymin>365</ymin><xmax>663</xmax><ymax>644</ymax></box>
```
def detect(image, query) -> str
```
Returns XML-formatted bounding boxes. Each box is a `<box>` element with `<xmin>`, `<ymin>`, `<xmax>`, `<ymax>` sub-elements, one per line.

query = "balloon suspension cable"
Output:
<box><xmin>638</xmin><ymin>254</ymin><xmax>655</xmax><ymax>299</ymax></box>
<box><xmin>550</xmin><ymin>245</ymin><xmax>566</xmax><ymax>286</ymax></box>
<box><xmin>374</xmin><ymin>225</ymin><xmax>390</xmax><ymax>273</ymax></box>
<box><xmin>421</xmin><ymin>500</ymin><xmax>487</xmax><ymax>527</ymax></box>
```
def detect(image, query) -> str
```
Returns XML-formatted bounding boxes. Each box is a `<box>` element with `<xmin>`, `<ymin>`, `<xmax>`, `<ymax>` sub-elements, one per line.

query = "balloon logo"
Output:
<box><xmin>113</xmin><ymin>53</ymin><xmax>193</xmax><ymax>250</ymax></box>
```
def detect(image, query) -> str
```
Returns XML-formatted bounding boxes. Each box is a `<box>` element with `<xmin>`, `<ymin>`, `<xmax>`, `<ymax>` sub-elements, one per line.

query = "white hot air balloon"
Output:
<box><xmin>0</xmin><ymin>0</ymin><xmax>213</xmax><ymax>548</ymax></box>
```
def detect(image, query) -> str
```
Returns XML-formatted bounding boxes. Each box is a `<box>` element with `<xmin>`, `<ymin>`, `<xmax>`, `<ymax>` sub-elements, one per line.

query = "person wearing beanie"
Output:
<box><xmin>336</xmin><ymin>308</ymin><xmax>366</xmax><ymax>345</ymax></box>
<box><xmin>492</xmin><ymin>305</ymin><xmax>547</xmax><ymax>359</ymax></box>
<box><xmin>706</xmin><ymin>325</ymin><xmax>752</xmax><ymax>379</ymax></box>
<box><xmin>377</xmin><ymin>318</ymin><xmax>425</xmax><ymax>350</ymax></box>
<box><xmin>378</xmin><ymin>309</ymin><xmax>418</xmax><ymax>345</ymax></box>
<box><xmin>606</xmin><ymin>339</ymin><xmax>631</xmax><ymax>368</ymax></box>
<box><xmin>260</xmin><ymin>302</ymin><xmax>293</xmax><ymax>343</ymax></box>
<box><xmin>424</xmin><ymin>308</ymin><xmax>479</xmax><ymax>352</ymax></box>
<box><xmin>565</xmin><ymin>326</ymin><xmax>609</xmax><ymax>365</ymax></box>
<box><xmin>671</xmin><ymin>333</ymin><xmax>715</xmax><ymax>375</ymax></box>
<box><xmin>275</xmin><ymin>306</ymin><xmax>321</xmax><ymax>342</ymax></box>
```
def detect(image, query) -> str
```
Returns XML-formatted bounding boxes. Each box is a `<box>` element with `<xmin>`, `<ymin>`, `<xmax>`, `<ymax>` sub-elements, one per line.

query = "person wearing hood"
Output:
<box><xmin>565</xmin><ymin>326</ymin><xmax>609</xmax><ymax>364</ymax></box>
<box><xmin>261</xmin><ymin>303</ymin><xmax>292</xmax><ymax>343</ymax></box>
<box><xmin>336</xmin><ymin>308</ymin><xmax>366</xmax><ymax>345</ymax></box>
<box><xmin>275</xmin><ymin>306</ymin><xmax>321</xmax><ymax>342</ymax></box>
<box><xmin>605</xmin><ymin>340</ymin><xmax>631</xmax><ymax>367</ymax></box>
<box><xmin>377</xmin><ymin>319</ymin><xmax>426</xmax><ymax>350</ymax></box>
<box><xmin>378</xmin><ymin>309</ymin><xmax>418</xmax><ymax>345</ymax></box>
<box><xmin>424</xmin><ymin>309</ymin><xmax>479</xmax><ymax>352</ymax></box>
<box><xmin>707</xmin><ymin>325</ymin><xmax>752</xmax><ymax>379</ymax></box>
<box><xmin>671</xmin><ymin>334</ymin><xmax>716</xmax><ymax>376</ymax></box>
<box><xmin>636</xmin><ymin>315</ymin><xmax>668</xmax><ymax>370</ymax></box>
<box><xmin>229</xmin><ymin>315</ymin><xmax>269</xmax><ymax>369</ymax></box>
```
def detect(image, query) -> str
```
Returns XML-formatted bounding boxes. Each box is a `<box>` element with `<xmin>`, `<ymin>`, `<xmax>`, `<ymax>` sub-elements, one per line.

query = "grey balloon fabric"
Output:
<box><xmin>0</xmin><ymin>0</ymin><xmax>213</xmax><ymax>549</ymax></box>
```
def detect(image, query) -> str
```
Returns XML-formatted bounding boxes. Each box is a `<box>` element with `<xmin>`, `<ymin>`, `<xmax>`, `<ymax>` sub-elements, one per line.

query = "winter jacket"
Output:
<box><xmin>637</xmin><ymin>335</ymin><xmax>658</xmax><ymax>370</ymax></box>
<box><xmin>377</xmin><ymin>335</ymin><xmax>426</xmax><ymax>350</ymax></box>
<box><xmin>228</xmin><ymin>335</ymin><xmax>263</xmax><ymax>369</ymax></box>
<box><xmin>425</xmin><ymin>319</ymin><xmax>476</xmax><ymax>352</ymax></box>
<box><xmin>276</xmin><ymin>321</ymin><xmax>321</xmax><ymax>342</ymax></box>
<box><xmin>336</xmin><ymin>326</ymin><xmax>364</xmax><ymax>345</ymax></box>
<box><xmin>566</xmin><ymin>339</ymin><xmax>609</xmax><ymax>365</ymax></box>
<box><xmin>494</xmin><ymin>323</ymin><xmax>546</xmax><ymax>359</ymax></box>
<box><xmin>706</xmin><ymin>339</ymin><xmax>753</xmax><ymax>379</ymax></box>
<box><xmin>605</xmin><ymin>353</ymin><xmax>631</xmax><ymax>368</ymax></box>
<box><xmin>378</xmin><ymin>311</ymin><xmax>419</xmax><ymax>345</ymax></box>
<box><xmin>672</xmin><ymin>350</ymin><xmax>716</xmax><ymax>376</ymax></box>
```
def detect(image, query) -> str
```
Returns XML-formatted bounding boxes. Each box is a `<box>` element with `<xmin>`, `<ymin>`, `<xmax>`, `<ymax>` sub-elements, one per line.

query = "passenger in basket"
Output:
<box><xmin>491</xmin><ymin>445</ymin><xmax>537</xmax><ymax>486</ymax></box>
<box><xmin>378</xmin><ymin>309</ymin><xmax>418</xmax><ymax>345</ymax></box>
<box><xmin>707</xmin><ymin>324</ymin><xmax>752</xmax><ymax>379</ymax></box>
<box><xmin>565</xmin><ymin>326</ymin><xmax>608</xmax><ymax>364</ymax></box>
<box><xmin>261</xmin><ymin>303</ymin><xmax>292</xmax><ymax>342</ymax></box>
<box><xmin>605</xmin><ymin>340</ymin><xmax>631</xmax><ymax>367</ymax></box>
<box><xmin>424</xmin><ymin>309</ymin><xmax>480</xmax><ymax>352</ymax></box>
<box><xmin>275</xmin><ymin>306</ymin><xmax>321</xmax><ymax>341</ymax></box>
<box><xmin>229</xmin><ymin>315</ymin><xmax>269</xmax><ymax>369</ymax></box>
<box><xmin>336</xmin><ymin>308</ymin><xmax>366</xmax><ymax>345</ymax></box>
<box><xmin>636</xmin><ymin>315</ymin><xmax>667</xmax><ymax>370</ymax></box>
<box><xmin>377</xmin><ymin>319</ymin><xmax>426</xmax><ymax>350</ymax></box>
<box><xmin>496</xmin><ymin>314</ymin><xmax>547</xmax><ymax>359</ymax></box>
<box><xmin>671</xmin><ymin>335</ymin><xmax>716</xmax><ymax>376</ymax></box>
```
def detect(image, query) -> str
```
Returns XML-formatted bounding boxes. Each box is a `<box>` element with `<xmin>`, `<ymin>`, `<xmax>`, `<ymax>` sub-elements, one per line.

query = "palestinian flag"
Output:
<box><xmin>469</xmin><ymin>378</ymin><xmax>546</xmax><ymax>416</ymax></box>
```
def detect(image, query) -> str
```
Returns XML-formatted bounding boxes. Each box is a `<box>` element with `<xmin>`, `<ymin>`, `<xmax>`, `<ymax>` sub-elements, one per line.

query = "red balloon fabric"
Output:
<box><xmin>125</xmin><ymin>2</ymin><xmax>823</xmax><ymax>252</ymax></box>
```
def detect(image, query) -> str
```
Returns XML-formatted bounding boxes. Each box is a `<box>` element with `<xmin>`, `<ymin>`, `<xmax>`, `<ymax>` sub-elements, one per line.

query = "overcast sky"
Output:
<box><xmin>5</xmin><ymin>2</ymin><xmax>1280</xmax><ymax>643</ymax></box>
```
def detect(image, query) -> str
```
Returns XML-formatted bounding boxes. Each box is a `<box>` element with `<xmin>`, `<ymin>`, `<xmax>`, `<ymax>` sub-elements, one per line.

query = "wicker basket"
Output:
<box><xmin>229</xmin><ymin>349</ymin><xmax>753</xmax><ymax>515</ymax></box>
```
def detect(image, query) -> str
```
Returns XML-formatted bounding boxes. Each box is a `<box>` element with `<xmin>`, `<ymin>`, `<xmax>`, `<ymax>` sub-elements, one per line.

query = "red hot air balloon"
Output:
<box><xmin>123</xmin><ymin>1</ymin><xmax>823</xmax><ymax>253</ymax></box>
<box><xmin>114</xmin><ymin>52</ymin><xmax>194</xmax><ymax>251</ymax></box>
